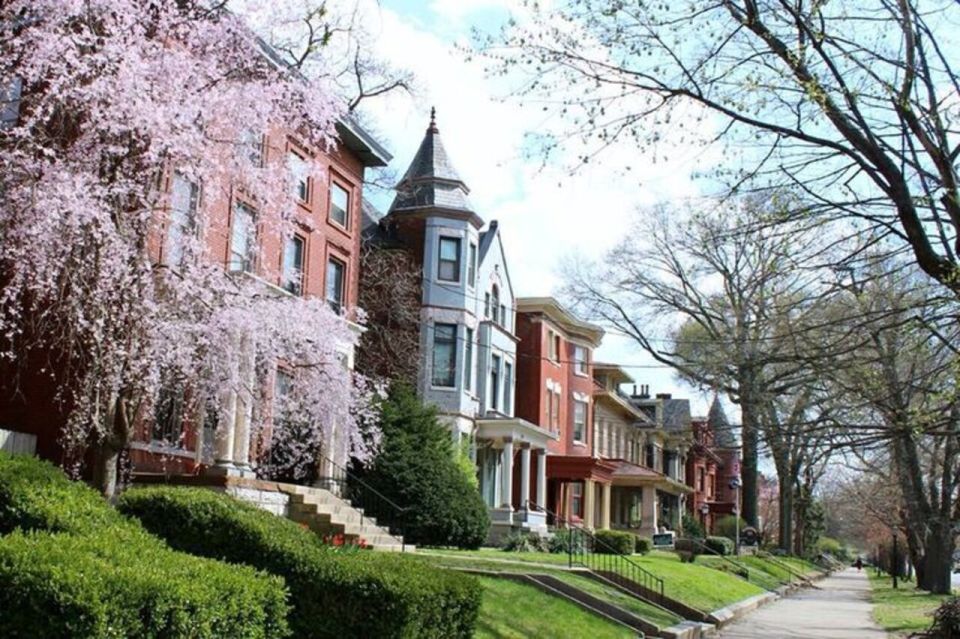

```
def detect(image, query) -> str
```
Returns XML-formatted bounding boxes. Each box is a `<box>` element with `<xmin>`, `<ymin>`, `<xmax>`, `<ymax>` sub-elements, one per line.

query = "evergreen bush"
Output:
<box><xmin>705</xmin><ymin>535</ymin><xmax>735</xmax><ymax>556</ymax></box>
<box><xmin>715</xmin><ymin>515</ymin><xmax>748</xmax><ymax>542</ymax></box>
<box><xmin>501</xmin><ymin>531</ymin><xmax>548</xmax><ymax>552</ymax></box>
<box><xmin>548</xmin><ymin>529</ymin><xmax>586</xmax><ymax>554</ymax></box>
<box><xmin>356</xmin><ymin>384</ymin><xmax>489</xmax><ymax>549</ymax></box>
<box><xmin>594</xmin><ymin>529</ymin><xmax>636</xmax><ymax>554</ymax></box>
<box><xmin>118</xmin><ymin>485</ymin><xmax>482</xmax><ymax>639</ymax></box>
<box><xmin>634</xmin><ymin>536</ymin><xmax>653</xmax><ymax>555</ymax></box>
<box><xmin>682</xmin><ymin>513</ymin><xmax>706</xmax><ymax>539</ymax></box>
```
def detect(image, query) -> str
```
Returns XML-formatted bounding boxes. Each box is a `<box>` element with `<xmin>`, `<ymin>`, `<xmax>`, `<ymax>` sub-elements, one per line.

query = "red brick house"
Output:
<box><xmin>0</xmin><ymin>115</ymin><xmax>390</xmax><ymax>479</ymax></box>
<box><xmin>514</xmin><ymin>297</ymin><xmax>613</xmax><ymax>527</ymax></box>
<box><xmin>685</xmin><ymin>396</ymin><xmax>739</xmax><ymax>533</ymax></box>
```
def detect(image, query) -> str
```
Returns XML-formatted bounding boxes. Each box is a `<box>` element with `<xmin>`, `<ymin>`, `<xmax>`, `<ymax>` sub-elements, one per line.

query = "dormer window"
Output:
<box><xmin>438</xmin><ymin>237</ymin><xmax>461</xmax><ymax>282</ymax></box>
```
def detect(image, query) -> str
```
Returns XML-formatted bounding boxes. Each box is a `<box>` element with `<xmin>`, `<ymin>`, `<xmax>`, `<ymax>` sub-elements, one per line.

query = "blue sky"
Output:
<box><xmin>358</xmin><ymin>0</ymin><xmax>720</xmax><ymax>416</ymax></box>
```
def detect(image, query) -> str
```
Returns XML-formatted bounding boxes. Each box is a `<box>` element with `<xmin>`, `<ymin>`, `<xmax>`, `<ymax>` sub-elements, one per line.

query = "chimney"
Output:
<box><xmin>632</xmin><ymin>384</ymin><xmax>637</xmax><ymax>396</ymax></box>
<box><xmin>636</xmin><ymin>384</ymin><xmax>650</xmax><ymax>399</ymax></box>
<box><xmin>656</xmin><ymin>392</ymin><xmax>672</xmax><ymax>400</ymax></box>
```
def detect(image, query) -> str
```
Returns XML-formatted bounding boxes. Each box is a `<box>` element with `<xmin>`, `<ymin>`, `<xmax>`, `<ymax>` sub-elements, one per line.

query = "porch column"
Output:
<box><xmin>214</xmin><ymin>370</ymin><xmax>239</xmax><ymax>468</ymax></box>
<box><xmin>232</xmin><ymin>332</ymin><xmax>255</xmax><ymax>470</ymax></box>
<box><xmin>500</xmin><ymin>438</ymin><xmax>514</xmax><ymax>509</ymax></box>
<box><xmin>536</xmin><ymin>449</ymin><xmax>547</xmax><ymax>510</ymax></box>
<box><xmin>519</xmin><ymin>444</ymin><xmax>531</xmax><ymax>510</ymax></box>
<box><xmin>583</xmin><ymin>479</ymin><xmax>596</xmax><ymax>529</ymax></box>
<box><xmin>601</xmin><ymin>482</ymin><xmax>612</xmax><ymax>530</ymax></box>
<box><xmin>641</xmin><ymin>485</ymin><xmax>659</xmax><ymax>535</ymax></box>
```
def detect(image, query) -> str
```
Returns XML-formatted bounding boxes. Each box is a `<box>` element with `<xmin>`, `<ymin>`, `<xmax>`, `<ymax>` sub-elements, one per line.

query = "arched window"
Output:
<box><xmin>490</xmin><ymin>285</ymin><xmax>500</xmax><ymax>324</ymax></box>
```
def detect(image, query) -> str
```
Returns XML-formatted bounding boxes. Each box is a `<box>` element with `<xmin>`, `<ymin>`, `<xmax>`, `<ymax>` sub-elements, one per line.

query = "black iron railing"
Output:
<box><xmin>315</xmin><ymin>455</ymin><xmax>409</xmax><ymax>551</ymax></box>
<box><xmin>527</xmin><ymin>500</ymin><xmax>665</xmax><ymax>605</ymax></box>
<box><xmin>684</xmin><ymin>537</ymin><xmax>753</xmax><ymax>584</ymax></box>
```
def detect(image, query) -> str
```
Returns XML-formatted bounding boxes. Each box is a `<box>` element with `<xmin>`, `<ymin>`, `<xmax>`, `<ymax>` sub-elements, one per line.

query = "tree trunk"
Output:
<box><xmin>917</xmin><ymin>519</ymin><xmax>955</xmax><ymax>594</ymax></box>
<box><xmin>777</xmin><ymin>475</ymin><xmax>793</xmax><ymax>552</ymax></box>
<box><xmin>740</xmin><ymin>393</ymin><xmax>760</xmax><ymax>527</ymax></box>
<box><xmin>92</xmin><ymin>394</ymin><xmax>130</xmax><ymax>501</ymax></box>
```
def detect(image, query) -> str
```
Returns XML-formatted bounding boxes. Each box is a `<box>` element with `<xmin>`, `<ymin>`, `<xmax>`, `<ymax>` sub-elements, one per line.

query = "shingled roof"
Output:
<box><xmin>709</xmin><ymin>395</ymin><xmax>739</xmax><ymax>448</ymax></box>
<box><xmin>388</xmin><ymin>109</ymin><xmax>476</xmax><ymax>215</ymax></box>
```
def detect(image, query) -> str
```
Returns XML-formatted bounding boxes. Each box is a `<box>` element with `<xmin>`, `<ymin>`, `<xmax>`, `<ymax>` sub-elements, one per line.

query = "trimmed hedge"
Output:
<box><xmin>634</xmin><ymin>536</ymin><xmax>653</xmax><ymax>555</ymax></box>
<box><xmin>705</xmin><ymin>535</ymin><xmax>735</xmax><ymax>556</ymax></box>
<box><xmin>0</xmin><ymin>528</ymin><xmax>290</xmax><ymax>639</ymax></box>
<box><xmin>118</xmin><ymin>485</ymin><xmax>482</xmax><ymax>639</ymax></box>
<box><xmin>0</xmin><ymin>452</ymin><xmax>125</xmax><ymax>535</ymax></box>
<box><xmin>593</xmin><ymin>529</ymin><xmax>636</xmax><ymax>555</ymax></box>
<box><xmin>0</xmin><ymin>453</ymin><xmax>290</xmax><ymax>639</ymax></box>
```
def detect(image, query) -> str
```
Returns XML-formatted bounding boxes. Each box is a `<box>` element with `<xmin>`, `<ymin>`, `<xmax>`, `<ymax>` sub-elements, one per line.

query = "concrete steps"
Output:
<box><xmin>278</xmin><ymin>484</ymin><xmax>413</xmax><ymax>552</ymax></box>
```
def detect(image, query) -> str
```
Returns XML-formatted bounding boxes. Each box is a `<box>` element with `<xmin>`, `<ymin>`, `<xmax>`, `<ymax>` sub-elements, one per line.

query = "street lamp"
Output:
<box><xmin>699</xmin><ymin>502</ymin><xmax>710</xmax><ymax>533</ymax></box>
<box><xmin>730</xmin><ymin>476</ymin><xmax>742</xmax><ymax>556</ymax></box>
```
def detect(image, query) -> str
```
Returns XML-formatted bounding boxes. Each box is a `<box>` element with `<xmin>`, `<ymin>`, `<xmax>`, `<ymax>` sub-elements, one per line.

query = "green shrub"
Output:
<box><xmin>682</xmin><ymin>513</ymin><xmax>706</xmax><ymax>539</ymax></box>
<box><xmin>816</xmin><ymin>536</ymin><xmax>852</xmax><ymax>562</ymax></box>
<box><xmin>705</xmin><ymin>535</ymin><xmax>735</xmax><ymax>556</ymax></box>
<box><xmin>634</xmin><ymin>536</ymin><xmax>653</xmax><ymax>555</ymax></box>
<box><xmin>0</xmin><ymin>452</ymin><xmax>124</xmax><ymax>535</ymax></box>
<box><xmin>502</xmin><ymin>531</ymin><xmax>548</xmax><ymax>552</ymax></box>
<box><xmin>593</xmin><ymin>529</ymin><xmax>635</xmax><ymax>555</ymax></box>
<box><xmin>548</xmin><ymin>529</ymin><xmax>586</xmax><ymax>554</ymax></box>
<box><xmin>356</xmin><ymin>385</ymin><xmax>489</xmax><ymax>548</ymax></box>
<box><xmin>0</xmin><ymin>527</ymin><xmax>290</xmax><ymax>639</ymax></box>
<box><xmin>714</xmin><ymin>515</ymin><xmax>749</xmax><ymax>542</ymax></box>
<box><xmin>674</xmin><ymin>537</ymin><xmax>702</xmax><ymax>563</ymax></box>
<box><xmin>118</xmin><ymin>485</ymin><xmax>481</xmax><ymax>639</ymax></box>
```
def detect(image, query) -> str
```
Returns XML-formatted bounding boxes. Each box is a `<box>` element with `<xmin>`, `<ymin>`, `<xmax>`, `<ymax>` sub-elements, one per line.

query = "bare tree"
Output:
<box><xmin>564</xmin><ymin>195</ymin><xmax>836</xmax><ymax>527</ymax></box>
<box><xmin>483</xmin><ymin>1</ymin><xmax>960</xmax><ymax>297</ymax></box>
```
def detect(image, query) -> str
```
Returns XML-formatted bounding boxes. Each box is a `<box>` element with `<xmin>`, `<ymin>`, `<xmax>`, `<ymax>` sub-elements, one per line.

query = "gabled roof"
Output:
<box><xmin>388</xmin><ymin>110</ymin><xmax>478</xmax><ymax>219</ymax></box>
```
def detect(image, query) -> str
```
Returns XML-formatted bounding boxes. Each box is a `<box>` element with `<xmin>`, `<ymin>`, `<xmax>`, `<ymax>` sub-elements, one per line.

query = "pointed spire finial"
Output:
<box><xmin>428</xmin><ymin>106</ymin><xmax>438</xmax><ymax>133</ymax></box>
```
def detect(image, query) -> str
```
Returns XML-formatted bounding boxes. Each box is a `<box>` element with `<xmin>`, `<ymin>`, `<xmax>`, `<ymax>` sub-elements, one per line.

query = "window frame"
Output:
<box><xmin>165</xmin><ymin>172</ymin><xmax>200</xmax><ymax>269</ymax></box>
<box><xmin>437</xmin><ymin>236</ymin><xmax>462</xmax><ymax>283</ymax></box>
<box><xmin>328</xmin><ymin>180</ymin><xmax>350</xmax><ymax>229</ymax></box>
<box><xmin>464</xmin><ymin>327</ymin><xmax>474</xmax><ymax>392</ymax></box>
<box><xmin>503</xmin><ymin>361</ymin><xmax>513</xmax><ymax>415</ymax></box>
<box><xmin>490</xmin><ymin>353</ymin><xmax>501</xmax><ymax>411</ymax></box>
<box><xmin>288</xmin><ymin>151</ymin><xmax>311</xmax><ymax>204</ymax></box>
<box><xmin>229</xmin><ymin>201</ymin><xmax>257</xmax><ymax>273</ymax></box>
<box><xmin>325</xmin><ymin>255</ymin><xmax>346</xmax><ymax>314</ymax></box>
<box><xmin>468</xmin><ymin>242</ymin><xmax>478</xmax><ymax>287</ymax></box>
<box><xmin>282</xmin><ymin>234</ymin><xmax>306</xmax><ymax>296</ymax></box>
<box><xmin>571</xmin><ymin>482</ymin><xmax>583</xmax><ymax>518</ymax></box>
<box><xmin>572</xmin><ymin>399</ymin><xmax>587</xmax><ymax>443</ymax></box>
<box><xmin>573</xmin><ymin>345</ymin><xmax>589</xmax><ymax>375</ymax></box>
<box><xmin>241</xmin><ymin>129</ymin><xmax>264</xmax><ymax>167</ymax></box>
<box><xmin>431</xmin><ymin>323</ymin><xmax>458</xmax><ymax>388</ymax></box>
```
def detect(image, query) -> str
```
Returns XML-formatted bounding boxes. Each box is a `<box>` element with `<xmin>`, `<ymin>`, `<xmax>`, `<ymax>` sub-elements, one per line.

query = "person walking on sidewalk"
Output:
<box><xmin>855</xmin><ymin>557</ymin><xmax>863</xmax><ymax>571</ymax></box>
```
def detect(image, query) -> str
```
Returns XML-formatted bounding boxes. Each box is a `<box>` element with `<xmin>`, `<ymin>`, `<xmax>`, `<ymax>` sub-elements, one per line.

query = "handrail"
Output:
<box><xmin>526</xmin><ymin>499</ymin><xmax>665</xmax><ymax>605</ymax></box>
<box><xmin>763</xmin><ymin>553</ymin><xmax>812</xmax><ymax>584</ymax></box>
<box><xmin>315</xmin><ymin>454</ymin><xmax>409</xmax><ymax>552</ymax></box>
<box><xmin>683</xmin><ymin>536</ymin><xmax>752</xmax><ymax>584</ymax></box>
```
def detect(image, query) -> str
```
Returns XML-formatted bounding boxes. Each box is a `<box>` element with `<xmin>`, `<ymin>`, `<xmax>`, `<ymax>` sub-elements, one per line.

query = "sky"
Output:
<box><xmin>354</xmin><ymin>0</ymin><xmax>723</xmax><ymax>416</ymax></box>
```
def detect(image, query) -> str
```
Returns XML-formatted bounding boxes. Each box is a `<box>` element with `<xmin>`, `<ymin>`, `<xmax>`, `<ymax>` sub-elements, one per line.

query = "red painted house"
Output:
<box><xmin>685</xmin><ymin>396</ymin><xmax>739</xmax><ymax>533</ymax></box>
<box><xmin>514</xmin><ymin>297</ymin><xmax>613</xmax><ymax>527</ymax></box>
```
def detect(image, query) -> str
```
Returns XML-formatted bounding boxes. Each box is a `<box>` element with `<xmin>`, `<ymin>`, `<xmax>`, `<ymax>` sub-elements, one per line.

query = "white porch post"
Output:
<box><xmin>536</xmin><ymin>449</ymin><xmax>547</xmax><ymax>509</ymax></box>
<box><xmin>232</xmin><ymin>332</ymin><xmax>255</xmax><ymax>470</ymax></box>
<box><xmin>601</xmin><ymin>482</ymin><xmax>612</xmax><ymax>530</ymax></box>
<box><xmin>213</xmin><ymin>350</ymin><xmax>239</xmax><ymax>469</ymax></box>
<box><xmin>501</xmin><ymin>438</ymin><xmax>514</xmax><ymax>509</ymax></box>
<box><xmin>519</xmin><ymin>444</ymin><xmax>531</xmax><ymax>510</ymax></box>
<box><xmin>584</xmin><ymin>479</ymin><xmax>596</xmax><ymax>529</ymax></box>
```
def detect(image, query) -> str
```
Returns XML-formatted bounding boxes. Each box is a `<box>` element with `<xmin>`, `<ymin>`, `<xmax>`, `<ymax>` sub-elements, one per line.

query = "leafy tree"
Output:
<box><xmin>358</xmin><ymin>385</ymin><xmax>490</xmax><ymax>549</ymax></box>
<box><xmin>484</xmin><ymin>1</ymin><xmax>960</xmax><ymax>299</ymax></box>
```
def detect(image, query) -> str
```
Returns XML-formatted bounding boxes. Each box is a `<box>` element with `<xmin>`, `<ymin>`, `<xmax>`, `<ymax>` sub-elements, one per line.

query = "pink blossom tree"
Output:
<box><xmin>0</xmin><ymin>0</ymin><xmax>381</xmax><ymax>497</ymax></box>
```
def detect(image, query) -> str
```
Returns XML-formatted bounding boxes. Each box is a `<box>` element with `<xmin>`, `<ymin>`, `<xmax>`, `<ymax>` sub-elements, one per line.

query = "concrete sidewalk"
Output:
<box><xmin>719</xmin><ymin>568</ymin><xmax>886</xmax><ymax>638</ymax></box>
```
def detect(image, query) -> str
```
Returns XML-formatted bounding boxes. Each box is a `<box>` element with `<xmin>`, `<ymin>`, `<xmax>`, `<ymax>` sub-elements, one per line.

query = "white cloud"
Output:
<box><xmin>358</xmin><ymin>1</ymin><xmax>722</xmax><ymax>413</ymax></box>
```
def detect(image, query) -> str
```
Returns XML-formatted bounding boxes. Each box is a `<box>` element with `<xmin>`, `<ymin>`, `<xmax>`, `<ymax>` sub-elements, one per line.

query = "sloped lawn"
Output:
<box><xmin>869</xmin><ymin>571</ymin><xmax>949</xmax><ymax>636</ymax></box>
<box><xmin>422</xmin><ymin>548</ymin><xmax>765</xmax><ymax>613</ymax></box>
<box><xmin>473</xmin><ymin>576</ymin><xmax>635</xmax><ymax>639</ymax></box>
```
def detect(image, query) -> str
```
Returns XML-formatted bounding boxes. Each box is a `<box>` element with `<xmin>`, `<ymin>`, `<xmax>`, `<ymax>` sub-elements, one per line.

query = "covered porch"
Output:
<box><xmin>610</xmin><ymin>460</ymin><xmax>693</xmax><ymax>537</ymax></box>
<box><xmin>545</xmin><ymin>455</ymin><xmax>618</xmax><ymax>530</ymax></box>
<box><xmin>475</xmin><ymin>417</ymin><xmax>558</xmax><ymax>543</ymax></box>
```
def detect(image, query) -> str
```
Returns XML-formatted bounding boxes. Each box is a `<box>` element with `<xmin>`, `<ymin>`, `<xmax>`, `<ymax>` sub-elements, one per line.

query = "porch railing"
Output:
<box><xmin>315</xmin><ymin>455</ymin><xmax>409</xmax><ymax>552</ymax></box>
<box><xmin>526</xmin><ymin>500</ymin><xmax>665</xmax><ymax>605</ymax></box>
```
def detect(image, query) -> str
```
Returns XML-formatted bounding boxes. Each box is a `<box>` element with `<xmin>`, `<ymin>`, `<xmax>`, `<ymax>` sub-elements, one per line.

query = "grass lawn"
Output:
<box><xmin>869</xmin><ymin>571</ymin><xmax>949</xmax><ymax>636</ymax></box>
<box><xmin>774</xmin><ymin>555</ymin><xmax>823</xmax><ymax>577</ymax></box>
<box><xmin>423</xmin><ymin>548</ymin><xmax>764</xmax><ymax>613</ymax></box>
<box><xmin>473</xmin><ymin>576</ymin><xmax>636</xmax><ymax>639</ymax></box>
<box><xmin>424</xmin><ymin>553</ymin><xmax>681</xmax><ymax>629</ymax></box>
<box><xmin>697</xmin><ymin>555</ymin><xmax>784</xmax><ymax>591</ymax></box>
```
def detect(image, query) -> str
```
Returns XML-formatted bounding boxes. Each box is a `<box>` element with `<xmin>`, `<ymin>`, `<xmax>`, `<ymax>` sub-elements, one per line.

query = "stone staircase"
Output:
<box><xmin>280</xmin><ymin>484</ymin><xmax>413</xmax><ymax>552</ymax></box>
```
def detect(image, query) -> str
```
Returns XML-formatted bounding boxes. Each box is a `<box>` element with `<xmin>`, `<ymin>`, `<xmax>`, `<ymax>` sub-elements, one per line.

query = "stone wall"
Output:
<box><xmin>222</xmin><ymin>484</ymin><xmax>290</xmax><ymax>517</ymax></box>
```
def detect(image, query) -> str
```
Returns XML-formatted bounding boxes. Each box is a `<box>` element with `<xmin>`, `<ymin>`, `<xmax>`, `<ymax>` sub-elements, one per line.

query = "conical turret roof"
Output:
<box><xmin>388</xmin><ymin>109</ymin><xmax>477</xmax><ymax>217</ymax></box>
<box><xmin>709</xmin><ymin>395</ymin><xmax>738</xmax><ymax>448</ymax></box>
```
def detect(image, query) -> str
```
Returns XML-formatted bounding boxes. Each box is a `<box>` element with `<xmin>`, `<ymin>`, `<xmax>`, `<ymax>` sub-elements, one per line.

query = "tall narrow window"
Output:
<box><xmin>545</xmin><ymin>389</ymin><xmax>553</xmax><ymax>429</ymax></box>
<box><xmin>282</xmin><ymin>235</ymin><xmax>305</xmax><ymax>295</ymax></box>
<box><xmin>468</xmin><ymin>242</ymin><xmax>477</xmax><ymax>286</ymax></box>
<box><xmin>554</xmin><ymin>334</ymin><xmax>562</xmax><ymax>362</ymax></box>
<box><xmin>551</xmin><ymin>391</ymin><xmax>561</xmax><ymax>430</ymax></box>
<box><xmin>229</xmin><ymin>202</ymin><xmax>256</xmax><ymax>272</ymax></box>
<box><xmin>326</xmin><ymin>257</ymin><xmax>345</xmax><ymax>313</ymax></box>
<box><xmin>329</xmin><ymin>182</ymin><xmax>349</xmax><ymax>228</ymax></box>
<box><xmin>432</xmin><ymin>323</ymin><xmax>457</xmax><ymax>387</ymax></box>
<box><xmin>573</xmin><ymin>400</ymin><xmax>587</xmax><ymax>442</ymax></box>
<box><xmin>573</xmin><ymin>346</ymin><xmax>588</xmax><ymax>375</ymax></box>
<box><xmin>153</xmin><ymin>377</ymin><xmax>185</xmax><ymax>447</ymax></box>
<box><xmin>548</xmin><ymin>331</ymin><xmax>558</xmax><ymax>361</ymax></box>
<box><xmin>438</xmin><ymin>237</ymin><xmax>461</xmax><ymax>282</ymax></box>
<box><xmin>571</xmin><ymin>482</ymin><xmax>583</xmax><ymax>518</ymax></box>
<box><xmin>464</xmin><ymin>327</ymin><xmax>474</xmax><ymax>392</ymax></box>
<box><xmin>490</xmin><ymin>286</ymin><xmax>500</xmax><ymax>323</ymax></box>
<box><xmin>1</xmin><ymin>77</ymin><xmax>22</xmax><ymax>129</ymax></box>
<box><xmin>241</xmin><ymin>129</ymin><xmax>263</xmax><ymax>167</ymax></box>
<box><xmin>484</xmin><ymin>292</ymin><xmax>491</xmax><ymax>318</ymax></box>
<box><xmin>500</xmin><ymin>304</ymin><xmax>507</xmax><ymax>329</ymax></box>
<box><xmin>288</xmin><ymin>152</ymin><xmax>310</xmax><ymax>203</ymax></box>
<box><xmin>166</xmin><ymin>173</ymin><xmax>198</xmax><ymax>268</ymax></box>
<box><xmin>490</xmin><ymin>354</ymin><xmax>501</xmax><ymax>411</ymax></box>
<box><xmin>503</xmin><ymin>362</ymin><xmax>513</xmax><ymax>414</ymax></box>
